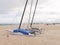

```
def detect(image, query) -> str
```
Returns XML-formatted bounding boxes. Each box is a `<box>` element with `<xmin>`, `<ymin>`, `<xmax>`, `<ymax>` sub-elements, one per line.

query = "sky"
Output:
<box><xmin>0</xmin><ymin>0</ymin><xmax>60</xmax><ymax>24</ymax></box>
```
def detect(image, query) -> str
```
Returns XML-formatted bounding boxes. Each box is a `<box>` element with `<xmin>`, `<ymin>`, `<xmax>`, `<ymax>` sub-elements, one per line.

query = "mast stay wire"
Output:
<box><xmin>6</xmin><ymin>10</ymin><xmax>20</xmax><ymax>30</ymax></box>
<box><xmin>10</xmin><ymin>0</ymin><xmax>27</xmax><ymax>27</ymax></box>
<box><xmin>6</xmin><ymin>0</ymin><xmax>28</xmax><ymax>29</ymax></box>
<box><xmin>30</xmin><ymin>0</ymin><xmax>38</xmax><ymax>28</ymax></box>
<box><xmin>10</xmin><ymin>10</ymin><xmax>20</xmax><ymax>26</ymax></box>
<box><xmin>27</xmin><ymin>0</ymin><xmax>33</xmax><ymax>29</ymax></box>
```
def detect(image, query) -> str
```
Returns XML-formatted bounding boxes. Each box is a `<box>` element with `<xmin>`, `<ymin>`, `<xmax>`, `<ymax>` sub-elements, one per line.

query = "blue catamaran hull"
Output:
<box><xmin>13</xmin><ymin>28</ymin><xmax>32</xmax><ymax>35</ymax></box>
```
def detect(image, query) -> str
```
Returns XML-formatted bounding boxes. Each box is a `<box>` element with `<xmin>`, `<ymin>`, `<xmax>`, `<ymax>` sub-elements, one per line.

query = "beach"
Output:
<box><xmin>0</xmin><ymin>24</ymin><xmax>60</xmax><ymax>45</ymax></box>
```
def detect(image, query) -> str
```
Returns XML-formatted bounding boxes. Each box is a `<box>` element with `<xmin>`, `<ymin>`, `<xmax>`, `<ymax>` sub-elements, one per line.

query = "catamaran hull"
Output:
<box><xmin>6</xmin><ymin>28</ymin><xmax>42</xmax><ymax>37</ymax></box>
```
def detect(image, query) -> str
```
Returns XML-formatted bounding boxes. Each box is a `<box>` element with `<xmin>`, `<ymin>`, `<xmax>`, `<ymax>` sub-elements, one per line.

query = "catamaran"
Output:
<box><xmin>6</xmin><ymin>0</ymin><xmax>42</xmax><ymax>36</ymax></box>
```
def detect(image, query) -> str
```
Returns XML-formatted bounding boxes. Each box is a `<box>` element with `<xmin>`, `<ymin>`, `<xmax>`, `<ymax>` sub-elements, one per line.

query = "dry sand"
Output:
<box><xmin>0</xmin><ymin>24</ymin><xmax>60</xmax><ymax>45</ymax></box>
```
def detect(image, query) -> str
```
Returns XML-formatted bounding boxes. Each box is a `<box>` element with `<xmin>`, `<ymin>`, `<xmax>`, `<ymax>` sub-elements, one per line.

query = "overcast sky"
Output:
<box><xmin>0</xmin><ymin>0</ymin><xmax>60</xmax><ymax>24</ymax></box>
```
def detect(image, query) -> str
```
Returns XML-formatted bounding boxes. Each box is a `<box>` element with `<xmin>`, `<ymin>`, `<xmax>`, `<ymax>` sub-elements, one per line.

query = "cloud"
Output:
<box><xmin>0</xmin><ymin>0</ymin><xmax>50</xmax><ymax>14</ymax></box>
<box><xmin>0</xmin><ymin>0</ymin><xmax>25</xmax><ymax>14</ymax></box>
<box><xmin>0</xmin><ymin>0</ymin><xmax>60</xmax><ymax>24</ymax></box>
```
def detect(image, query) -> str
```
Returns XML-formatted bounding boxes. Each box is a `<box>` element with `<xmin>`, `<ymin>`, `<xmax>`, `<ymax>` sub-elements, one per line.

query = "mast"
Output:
<box><xmin>18</xmin><ymin>0</ymin><xmax>28</xmax><ymax>29</ymax></box>
<box><xmin>30</xmin><ymin>0</ymin><xmax>38</xmax><ymax>28</ymax></box>
<box><xmin>27</xmin><ymin>0</ymin><xmax>33</xmax><ymax>29</ymax></box>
